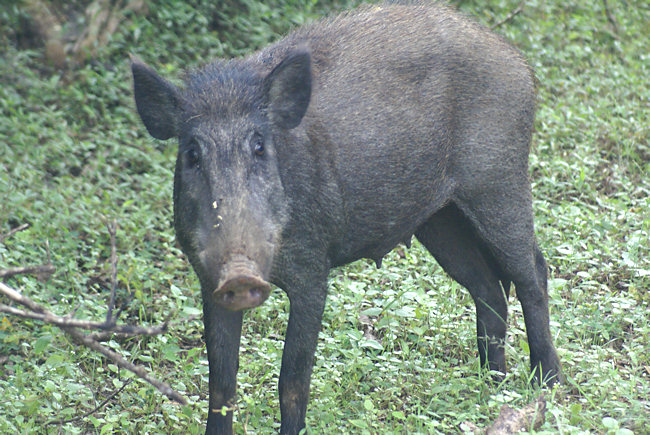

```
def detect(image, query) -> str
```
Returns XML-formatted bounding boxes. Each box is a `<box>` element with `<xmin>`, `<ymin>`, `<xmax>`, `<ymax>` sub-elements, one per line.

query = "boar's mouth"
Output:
<box><xmin>213</xmin><ymin>256</ymin><xmax>271</xmax><ymax>311</ymax></box>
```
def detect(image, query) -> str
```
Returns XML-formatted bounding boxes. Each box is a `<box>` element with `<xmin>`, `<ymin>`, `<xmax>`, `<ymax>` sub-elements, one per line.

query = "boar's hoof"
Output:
<box><xmin>214</xmin><ymin>273</ymin><xmax>271</xmax><ymax>311</ymax></box>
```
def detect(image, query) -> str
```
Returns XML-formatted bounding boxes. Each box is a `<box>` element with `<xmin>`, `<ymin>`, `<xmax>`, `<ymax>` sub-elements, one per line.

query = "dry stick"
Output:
<box><xmin>0</xmin><ymin>264</ymin><xmax>56</xmax><ymax>279</ymax></box>
<box><xmin>0</xmin><ymin>302</ymin><xmax>174</xmax><ymax>336</ymax></box>
<box><xmin>0</xmin><ymin>281</ymin><xmax>187</xmax><ymax>404</ymax></box>
<box><xmin>490</xmin><ymin>0</ymin><xmax>526</xmax><ymax>30</ymax></box>
<box><xmin>0</xmin><ymin>281</ymin><xmax>44</xmax><ymax>313</ymax></box>
<box><xmin>47</xmin><ymin>378</ymin><xmax>134</xmax><ymax>426</ymax></box>
<box><xmin>105</xmin><ymin>219</ymin><xmax>118</xmax><ymax>323</ymax></box>
<box><xmin>1</xmin><ymin>222</ymin><xmax>188</xmax><ymax>405</ymax></box>
<box><xmin>64</xmin><ymin>325</ymin><xmax>187</xmax><ymax>405</ymax></box>
<box><xmin>602</xmin><ymin>0</ymin><xmax>619</xmax><ymax>35</ymax></box>
<box><xmin>87</xmin><ymin>313</ymin><xmax>201</xmax><ymax>342</ymax></box>
<box><xmin>45</xmin><ymin>239</ymin><xmax>51</xmax><ymax>264</ymax></box>
<box><xmin>1</xmin><ymin>224</ymin><xmax>54</xmax><ymax>280</ymax></box>
<box><xmin>0</xmin><ymin>223</ymin><xmax>30</xmax><ymax>243</ymax></box>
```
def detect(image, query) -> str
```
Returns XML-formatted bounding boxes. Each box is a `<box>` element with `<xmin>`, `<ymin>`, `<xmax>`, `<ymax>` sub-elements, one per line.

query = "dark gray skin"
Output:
<box><xmin>131</xmin><ymin>4</ymin><xmax>562</xmax><ymax>434</ymax></box>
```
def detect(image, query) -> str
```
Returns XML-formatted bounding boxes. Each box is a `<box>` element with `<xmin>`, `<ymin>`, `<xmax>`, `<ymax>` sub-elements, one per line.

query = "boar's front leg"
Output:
<box><xmin>203</xmin><ymin>299</ymin><xmax>243</xmax><ymax>435</ymax></box>
<box><xmin>278</xmin><ymin>275</ymin><xmax>328</xmax><ymax>435</ymax></box>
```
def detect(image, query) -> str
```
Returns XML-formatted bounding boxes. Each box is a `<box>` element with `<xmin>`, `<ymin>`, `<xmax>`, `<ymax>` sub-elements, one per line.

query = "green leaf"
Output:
<box><xmin>32</xmin><ymin>335</ymin><xmax>51</xmax><ymax>355</ymax></box>
<box><xmin>182</xmin><ymin>305</ymin><xmax>202</xmax><ymax>316</ymax></box>
<box><xmin>100</xmin><ymin>423</ymin><xmax>114</xmax><ymax>435</ymax></box>
<box><xmin>361</xmin><ymin>307</ymin><xmax>382</xmax><ymax>317</ymax></box>
<box><xmin>602</xmin><ymin>417</ymin><xmax>619</xmax><ymax>430</ymax></box>
<box><xmin>360</xmin><ymin>339</ymin><xmax>384</xmax><ymax>351</ymax></box>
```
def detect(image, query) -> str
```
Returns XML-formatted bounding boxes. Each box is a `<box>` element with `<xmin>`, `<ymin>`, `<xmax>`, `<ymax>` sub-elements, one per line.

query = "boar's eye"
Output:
<box><xmin>252</xmin><ymin>134</ymin><xmax>265</xmax><ymax>156</ymax></box>
<box><xmin>185</xmin><ymin>147</ymin><xmax>200</xmax><ymax>168</ymax></box>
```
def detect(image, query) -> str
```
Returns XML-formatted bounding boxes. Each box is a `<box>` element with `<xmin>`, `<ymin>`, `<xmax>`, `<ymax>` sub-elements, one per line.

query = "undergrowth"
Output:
<box><xmin>1</xmin><ymin>0</ymin><xmax>647</xmax><ymax>433</ymax></box>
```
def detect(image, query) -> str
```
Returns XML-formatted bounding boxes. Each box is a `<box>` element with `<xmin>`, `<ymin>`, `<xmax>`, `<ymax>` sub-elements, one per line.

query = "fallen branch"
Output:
<box><xmin>0</xmin><ymin>223</ymin><xmax>30</xmax><ymax>243</ymax></box>
<box><xmin>47</xmin><ymin>379</ymin><xmax>134</xmax><ymax>426</ymax></box>
<box><xmin>602</xmin><ymin>0</ymin><xmax>620</xmax><ymax>36</ymax></box>
<box><xmin>0</xmin><ymin>222</ymin><xmax>192</xmax><ymax>406</ymax></box>
<box><xmin>1</xmin><ymin>224</ymin><xmax>55</xmax><ymax>281</ymax></box>
<box><xmin>0</xmin><ymin>280</ymin><xmax>188</xmax><ymax>404</ymax></box>
<box><xmin>0</xmin><ymin>299</ymin><xmax>181</xmax><ymax>336</ymax></box>
<box><xmin>65</xmin><ymin>324</ymin><xmax>187</xmax><ymax>404</ymax></box>
<box><xmin>491</xmin><ymin>0</ymin><xmax>526</xmax><ymax>30</ymax></box>
<box><xmin>486</xmin><ymin>395</ymin><xmax>546</xmax><ymax>434</ymax></box>
<box><xmin>105</xmin><ymin>219</ymin><xmax>119</xmax><ymax>324</ymax></box>
<box><xmin>0</xmin><ymin>264</ymin><xmax>56</xmax><ymax>279</ymax></box>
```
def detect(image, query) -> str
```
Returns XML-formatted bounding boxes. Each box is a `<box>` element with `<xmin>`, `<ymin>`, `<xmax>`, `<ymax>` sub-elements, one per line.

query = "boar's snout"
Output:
<box><xmin>213</xmin><ymin>257</ymin><xmax>271</xmax><ymax>311</ymax></box>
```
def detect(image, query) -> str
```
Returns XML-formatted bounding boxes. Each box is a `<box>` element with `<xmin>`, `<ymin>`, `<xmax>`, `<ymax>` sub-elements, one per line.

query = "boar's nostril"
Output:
<box><xmin>223</xmin><ymin>291</ymin><xmax>236</xmax><ymax>303</ymax></box>
<box><xmin>249</xmin><ymin>287</ymin><xmax>263</xmax><ymax>300</ymax></box>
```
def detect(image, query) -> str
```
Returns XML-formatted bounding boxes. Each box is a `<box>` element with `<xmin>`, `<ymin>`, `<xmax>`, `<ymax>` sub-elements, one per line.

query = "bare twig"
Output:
<box><xmin>602</xmin><ymin>0</ymin><xmax>619</xmax><ymax>35</ymax></box>
<box><xmin>45</xmin><ymin>239</ymin><xmax>51</xmax><ymax>263</ymax></box>
<box><xmin>1</xmin><ymin>223</ymin><xmax>54</xmax><ymax>280</ymax></box>
<box><xmin>87</xmin><ymin>313</ymin><xmax>201</xmax><ymax>342</ymax></box>
<box><xmin>0</xmin><ymin>281</ymin><xmax>45</xmax><ymax>313</ymax></box>
<box><xmin>0</xmin><ymin>301</ymin><xmax>181</xmax><ymax>336</ymax></box>
<box><xmin>0</xmin><ymin>223</ymin><xmax>30</xmax><ymax>243</ymax></box>
<box><xmin>47</xmin><ymin>378</ymin><xmax>134</xmax><ymax>426</ymax></box>
<box><xmin>0</xmin><ymin>264</ymin><xmax>56</xmax><ymax>279</ymax></box>
<box><xmin>64</xmin><ymin>324</ymin><xmax>187</xmax><ymax>404</ymax></box>
<box><xmin>0</xmin><ymin>221</ymin><xmax>190</xmax><ymax>406</ymax></box>
<box><xmin>491</xmin><ymin>0</ymin><xmax>526</xmax><ymax>30</ymax></box>
<box><xmin>0</xmin><ymin>281</ymin><xmax>187</xmax><ymax>404</ymax></box>
<box><xmin>105</xmin><ymin>219</ymin><xmax>118</xmax><ymax>323</ymax></box>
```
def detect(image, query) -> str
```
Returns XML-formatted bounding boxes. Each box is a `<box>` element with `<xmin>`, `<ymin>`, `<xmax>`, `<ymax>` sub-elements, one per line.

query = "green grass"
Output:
<box><xmin>1</xmin><ymin>0</ymin><xmax>648</xmax><ymax>433</ymax></box>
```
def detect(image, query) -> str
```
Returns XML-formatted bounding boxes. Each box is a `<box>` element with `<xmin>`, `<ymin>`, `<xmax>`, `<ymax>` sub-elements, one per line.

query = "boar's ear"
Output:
<box><xmin>263</xmin><ymin>49</ymin><xmax>312</xmax><ymax>129</ymax></box>
<box><xmin>130</xmin><ymin>56</ymin><xmax>181</xmax><ymax>140</ymax></box>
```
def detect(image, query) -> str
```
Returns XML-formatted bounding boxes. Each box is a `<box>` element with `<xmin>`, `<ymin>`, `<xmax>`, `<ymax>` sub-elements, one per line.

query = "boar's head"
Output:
<box><xmin>131</xmin><ymin>50</ymin><xmax>311</xmax><ymax>310</ymax></box>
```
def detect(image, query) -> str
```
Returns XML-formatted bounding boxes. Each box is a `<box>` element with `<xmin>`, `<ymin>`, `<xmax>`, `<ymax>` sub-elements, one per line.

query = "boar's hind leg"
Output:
<box><xmin>278</xmin><ymin>276</ymin><xmax>328</xmax><ymax>435</ymax></box>
<box><xmin>454</xmin><ymin>191</ymin><xmax>562</xmax><ymax>386</ymax></box>
<box><xmin>203</xmin><ymin>302</ymin><xmax>243</xmax><ymax>435</ymax></box>
<box><xmin>415</xmin><ymin>203</ymin><xmax>508</xmax><ymax>378</ymax></box>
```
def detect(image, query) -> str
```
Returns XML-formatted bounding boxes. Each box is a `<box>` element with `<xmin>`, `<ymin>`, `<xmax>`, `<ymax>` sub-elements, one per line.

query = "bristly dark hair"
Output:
<box><xmin>180</xmin><ymin>58</ymin><xmax>266</xmax><ymax>120</ymax></box>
